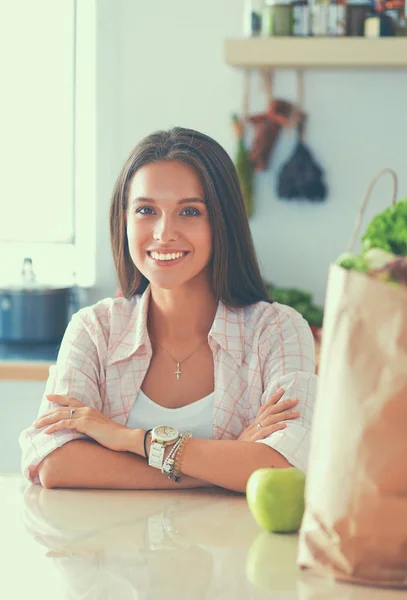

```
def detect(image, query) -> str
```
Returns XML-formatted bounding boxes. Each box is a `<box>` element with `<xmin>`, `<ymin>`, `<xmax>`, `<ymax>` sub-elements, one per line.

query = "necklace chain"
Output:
<box><xmin>150</xmin><ymin>334</ymin><xmax>207</xmax><ymax>380</ymax></box>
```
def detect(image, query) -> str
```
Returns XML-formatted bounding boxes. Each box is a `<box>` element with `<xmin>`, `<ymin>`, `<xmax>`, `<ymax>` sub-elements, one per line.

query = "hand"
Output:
<box><xmin>33</xmin><ymin>394</ymin><xmax>134</xmax><ymax>452</ymax></box>
<box><xmin>237</xmin><ymin>388</ymin><xmax>300</xmax><ymax>443</ymax></box>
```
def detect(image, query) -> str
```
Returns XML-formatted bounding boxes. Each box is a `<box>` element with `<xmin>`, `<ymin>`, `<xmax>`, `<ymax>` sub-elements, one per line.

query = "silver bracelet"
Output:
<box><xmin>161</xmin><ymin>435</ymin><xmax>183</xmax><ymax>480</ymax></box>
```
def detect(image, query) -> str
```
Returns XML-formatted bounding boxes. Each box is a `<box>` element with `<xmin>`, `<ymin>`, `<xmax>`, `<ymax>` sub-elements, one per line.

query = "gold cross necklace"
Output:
<box><xmin>150</xmin><ymin>334</ymin><xmax>208</xmax><ymax>380</ymax></box>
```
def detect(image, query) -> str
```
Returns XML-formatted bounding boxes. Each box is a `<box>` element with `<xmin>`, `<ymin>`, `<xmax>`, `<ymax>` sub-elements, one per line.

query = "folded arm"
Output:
<box><xmin>38</xmin><ymin>435</ymin><xmax>291</xmax><ymax>493</ymax></box>
<box><xmin>37</xmin><ymin>439</ymin><xmax>212</xmax><ymax>490</ymax></box>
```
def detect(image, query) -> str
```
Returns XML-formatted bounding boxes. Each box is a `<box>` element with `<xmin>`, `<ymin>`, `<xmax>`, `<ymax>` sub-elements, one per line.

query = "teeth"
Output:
<box><xmin>150</xmin><ymin>251</ymin><xmax>186</xmax><ymax>261</ymax></box>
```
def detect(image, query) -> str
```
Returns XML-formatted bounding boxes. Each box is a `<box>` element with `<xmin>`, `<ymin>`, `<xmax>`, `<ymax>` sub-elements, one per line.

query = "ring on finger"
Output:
<box><xmin>69</xmin><ymin>408</ymin><xmax>76</xmax><ymax>419</ymax></box>
<box><xmin>257</xmin><ymin>422</ymin><xmax>263</xmax><ymax>430</ymax></box>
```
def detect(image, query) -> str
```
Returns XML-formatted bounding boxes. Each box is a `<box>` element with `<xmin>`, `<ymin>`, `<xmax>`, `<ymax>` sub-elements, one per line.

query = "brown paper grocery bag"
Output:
<box><xmin>297</xmin><ymin>170</ymin><xmax>407</xmax><ymax>588</ymax></box>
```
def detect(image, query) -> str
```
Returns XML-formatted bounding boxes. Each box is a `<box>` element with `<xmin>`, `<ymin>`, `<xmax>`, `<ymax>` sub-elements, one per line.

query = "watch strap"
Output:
<box><xmin>149</xmin><ymin>442</ymin><xmax>166</xmax><ymax>469</ymax></box>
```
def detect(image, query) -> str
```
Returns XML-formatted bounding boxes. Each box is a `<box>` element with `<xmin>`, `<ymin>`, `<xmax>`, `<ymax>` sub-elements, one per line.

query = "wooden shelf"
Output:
<box><xmin>225</xmin><ymin>37</ymin><xmax>407</xmax><ymax>69</ymax></box>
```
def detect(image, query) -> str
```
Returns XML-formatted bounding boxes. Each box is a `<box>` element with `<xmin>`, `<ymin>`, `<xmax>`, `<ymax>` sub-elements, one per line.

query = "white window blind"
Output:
<box><xmin>0</xmin><ymin>0</ymin><xmax>75</xmax><ymax>244</ymax></box>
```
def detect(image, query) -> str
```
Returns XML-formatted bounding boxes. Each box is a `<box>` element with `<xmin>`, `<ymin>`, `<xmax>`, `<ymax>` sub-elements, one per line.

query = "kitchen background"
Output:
<box><xmin>1</xmin><ymin>0</ymin><xmax>407</xmax><ymax>471</ymax></box>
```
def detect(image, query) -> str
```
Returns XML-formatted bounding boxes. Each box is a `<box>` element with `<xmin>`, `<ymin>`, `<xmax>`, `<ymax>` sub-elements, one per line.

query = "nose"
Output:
<box><xmin>153</xmin><ymin>213</ymin><xmax>178</xmax><ymax>243</ymax></box>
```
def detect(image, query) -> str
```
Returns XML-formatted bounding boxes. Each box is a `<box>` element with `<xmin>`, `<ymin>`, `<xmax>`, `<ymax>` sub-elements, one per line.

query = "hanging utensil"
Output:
<box><xmin>277</xmin><ymin>70</ymin><xmax>328</xmax><ymax>202</ymax></box>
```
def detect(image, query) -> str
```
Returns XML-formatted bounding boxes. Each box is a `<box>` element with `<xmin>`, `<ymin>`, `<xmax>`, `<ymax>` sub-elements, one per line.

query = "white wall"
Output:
<box><xmin>92</xmin><ymin>0</ymin><xmax>407</xmax><ymax>306</ymax></box>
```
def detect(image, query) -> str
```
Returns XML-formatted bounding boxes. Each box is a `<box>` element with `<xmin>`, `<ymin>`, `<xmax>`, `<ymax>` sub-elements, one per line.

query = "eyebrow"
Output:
<box><xmin>131</xmin><ymin>196</ymin><xmax>206</xmax><ymax>207</ymax></box>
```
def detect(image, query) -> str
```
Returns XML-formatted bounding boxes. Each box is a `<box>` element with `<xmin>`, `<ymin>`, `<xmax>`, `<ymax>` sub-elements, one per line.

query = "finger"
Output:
<box><xmin>257</xmin><ymin>388</ymin><xmax>285</xmax><ymax>416</ymax></box>
<box><xmin>35</xmin><ymin>409</ymin><xmax>58</xmax><ymax>420</ymax></box>
<box><xmin>34</xmin><ymin>408</ymin><xmax>74</xmax><ymax>429</ymax></box>
<box><xmin>263</xmin><ymin>398</ymin><xmax>299</xmax><ymax>416</ymax></box>
<box><xmin>261</xmin><ymin>409</ymin><xmax>300</xmax><ymax>428</ymax></box>
<box><xmin>252</xmin><ymin>423</ymin><xmax>286</xmax><ymax>441</ymax></box>
<box><xmin>44</xmin><ymin>419</ymin><xmax>79</xmax><ymax>434</ymax></box>
<box><xmin>46</xmin><ymin>395</ymin><xmax>84</xmax><ymax>408</ymax></box>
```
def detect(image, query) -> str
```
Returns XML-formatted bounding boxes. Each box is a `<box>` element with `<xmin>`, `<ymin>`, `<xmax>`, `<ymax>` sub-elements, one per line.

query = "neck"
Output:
<box><xmin>148</xmin><ymin>278</ymin><xmax>218</xmax><ymax>343</ymax></box>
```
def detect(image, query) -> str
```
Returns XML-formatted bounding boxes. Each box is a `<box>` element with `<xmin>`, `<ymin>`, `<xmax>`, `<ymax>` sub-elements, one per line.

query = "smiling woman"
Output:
<box><xmin>19</xmin><ymin>127</ymin><xmax>317</xmax><ymax>493</ymax></box>
<box><xmin>126</xmin><ymin>161</ymin><xmax>212</xmax><ymax>293</ymax></box>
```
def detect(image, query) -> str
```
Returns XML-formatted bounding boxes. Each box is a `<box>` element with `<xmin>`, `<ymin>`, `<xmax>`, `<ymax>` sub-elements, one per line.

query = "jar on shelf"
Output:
<box><xmin>328</xmin><ymin>0</ymin><xmax>347</xmax><ymax>35</ymax></box>
<box><xmin>384</xmin><ymin>0</ymin><xmax>406</xmax><ymax>35</ymax></box>
<box><xmin>243</xmin><ymin>0</ymin><xmax>263</xmax><ymax>36</ymax></box>
<box><xmin>293</xmin><ymin>0</ymin><xmax>311</xmax><ymax>35</ymax></box>
<box><xmin>364</xmin><ymin>8</ymin><xmax>396</xmax><ymax>35</ymax></box>
<box><xmin>396</xmin><ymin>12</ymin><xmax>407</xmax><ymax>35</ymax></box>
<box><xmin>311</xmin><ymin>0</ymin><xmax>330</xmax><ymax>36</ymax></box>
<box><xmin>346</xmin><ymin>0</ymin><xmax>371</xmax><ymax>35</ymax></box>
<box><xmin>262</xmin><ymin>0</ymin><xmax>293</xmax><ymax>36</ymax></box>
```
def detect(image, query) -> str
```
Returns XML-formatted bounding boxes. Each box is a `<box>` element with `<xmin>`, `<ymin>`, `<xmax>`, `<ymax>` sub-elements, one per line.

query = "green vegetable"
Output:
<box><xmin>265</xmin><ymin>284</ymin><xmax>323</xmax><ymax>328</ymax></box>
<box><xmin>301</xmin><ymin>304</ymin><xmax>324</xmax><ymax>328</ymax></box>
<box><xmin>362</xmin><ymin>197</ymin><xmax>407</xmax><ymax>256</ymax></box>
<box><xmin>337</xmin><ymin>252</ymin><xmax>369</xmax><ymax>273</ymax></box>
<box><xmin>269</xmin><ymin>287</ymin><xmax>312</xmax><ymax>307</ymax></box>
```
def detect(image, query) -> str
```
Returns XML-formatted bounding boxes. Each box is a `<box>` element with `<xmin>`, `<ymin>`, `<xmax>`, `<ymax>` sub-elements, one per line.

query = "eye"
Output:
<box><xmin>136</xmin><ymin>206</ymin><xmax>155</xmax><ymax>215</ymax></box>
<box><xmin>181</xmin><ymin>207</ymin><xmax>200</xmax><ymax>217</ymax></box>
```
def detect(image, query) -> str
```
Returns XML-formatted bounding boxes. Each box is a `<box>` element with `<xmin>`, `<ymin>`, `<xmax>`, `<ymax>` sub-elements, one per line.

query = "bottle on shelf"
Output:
<box><xmin>346</xmin><ymin>0</ymin><xmax>371</xmax><ymax>35</ymax></box>
<box><xmin>328</xmin><ymin>0</ymin><xmax>347</xmax><ymax>35</ymax></box>
<box><xmin>243</xmin><ymin>0</ymin><xmax>263</xmax><ymax>36</ymax></box>
<box><xmin>293</xmin><ymin>0</ymin><xmax>311</xmax><ymax>35</ymax></box>
<box><xmin>364</xmin><ymin>0</ymin><xmax>397</xmax><ymax>35</ymax></box>
<box><xmin>396</xmin><ymin>8</ymin><xmax>407</xmax><ymax>34</ymax></box>
<box><xmin>383</xmin><ymin>0</ymin><xmax>406</xmax><ymax>34</ymax></box>
<box><xmin>310</xmin><ymin>0</ymin><xmax>330</xmax><ymax>35</ymax></box>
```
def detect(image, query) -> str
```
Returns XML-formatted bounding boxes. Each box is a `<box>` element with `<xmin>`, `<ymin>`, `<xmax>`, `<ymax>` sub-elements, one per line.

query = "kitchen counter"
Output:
<box><xmin>1</xmin><ymin>474</ymin><xmax>405</xmax><ymax>600</ymax></box>
<box><xmin>0</xmin><ymin>343</ymin><xmax>57</xmax><ymax>381</ymax></box>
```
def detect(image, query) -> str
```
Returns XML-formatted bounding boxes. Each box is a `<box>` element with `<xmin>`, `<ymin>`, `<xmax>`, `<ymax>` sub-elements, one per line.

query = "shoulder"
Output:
<box><xmin>241</xmin><ymin>301</ymin><xmax>315</xmax><ymax>360</ymax></box>
<box><xmin>242</xmin><ymin>300</ymin><xmax>311</xmax><ymax>339</ymax></box>
<box><xmin>69</xmin><ymin>295</ymin><xmax>139</xmax><ymax>340</ymax></box>
<box><xmin>240</xmin><ymin>302</ymin><xmax>316</xmax><ymax>375</ymax></box>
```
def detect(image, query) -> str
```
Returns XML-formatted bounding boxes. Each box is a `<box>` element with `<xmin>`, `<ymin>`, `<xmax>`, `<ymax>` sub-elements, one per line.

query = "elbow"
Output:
<box><xmin>38</xmin><ymin>454</ymin><xmax>60</xmax><ymax>489</ymax></box>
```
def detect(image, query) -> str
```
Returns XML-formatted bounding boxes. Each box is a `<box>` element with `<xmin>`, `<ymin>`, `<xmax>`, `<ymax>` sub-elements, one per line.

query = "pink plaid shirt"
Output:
<box><xmin>19</xmin><ymin>286</ymin><xmax>317</xmax><ymax>484</ymax></box>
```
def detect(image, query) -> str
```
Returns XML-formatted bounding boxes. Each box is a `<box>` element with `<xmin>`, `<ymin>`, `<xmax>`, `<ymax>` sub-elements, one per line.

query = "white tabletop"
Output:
<box><xmin>1</xmin><ymin>474</ymin><xmax>405</xmax><ymax>600</ymax></box>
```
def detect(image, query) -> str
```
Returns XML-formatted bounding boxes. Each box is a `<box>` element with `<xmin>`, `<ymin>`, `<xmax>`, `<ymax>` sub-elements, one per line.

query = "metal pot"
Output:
<box><xmin>0</xmin><ymin>258</ymin><xmax>74</xmax><ymax>344</ymax></box>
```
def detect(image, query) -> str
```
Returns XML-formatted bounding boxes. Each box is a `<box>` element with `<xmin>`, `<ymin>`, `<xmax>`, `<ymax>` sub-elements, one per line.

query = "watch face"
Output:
<box><xmin>153</xmin><ymin>425</ymin><xmax>179</xmax><ymax>442</ymax></box>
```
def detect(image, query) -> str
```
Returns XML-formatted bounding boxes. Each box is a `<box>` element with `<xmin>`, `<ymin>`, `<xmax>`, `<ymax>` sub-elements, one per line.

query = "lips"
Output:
<box><xmin>147</xmin><ymin>250</ymin><xmax>190</xmax><ymax>266</ymax></box>
<box><xmin>148</xmin><ymin>250</ymin><xmax>188</xmax><ymax>261</ymax></box>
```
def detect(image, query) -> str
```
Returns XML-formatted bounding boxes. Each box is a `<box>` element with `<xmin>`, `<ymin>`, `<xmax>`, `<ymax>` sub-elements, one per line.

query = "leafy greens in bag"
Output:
<box><xmin>337</xmin><ymin>197</ymin><xmax>407</xmax><ymax>289</ymax></box>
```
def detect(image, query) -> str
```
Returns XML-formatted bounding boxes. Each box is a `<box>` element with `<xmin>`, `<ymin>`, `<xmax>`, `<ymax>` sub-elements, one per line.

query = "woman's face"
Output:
<box><xmin>126</xmin><ymin>160</ymin><xmax>212</xmax><ymax>291</ymax></box>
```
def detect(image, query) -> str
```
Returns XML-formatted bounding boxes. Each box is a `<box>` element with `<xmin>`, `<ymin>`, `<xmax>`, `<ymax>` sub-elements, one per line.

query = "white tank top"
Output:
<box><xmin>126</xmin><ymin>389</ymin><xmax>215</xmax><ymax>439</ymax></box>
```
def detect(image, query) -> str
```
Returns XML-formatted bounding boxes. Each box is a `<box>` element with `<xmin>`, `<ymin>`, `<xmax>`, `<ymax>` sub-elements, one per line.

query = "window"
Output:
<box><xmin>0</xmin><ymin>0</ymin><xmax>95</xmax><ymax>287</ymax></box>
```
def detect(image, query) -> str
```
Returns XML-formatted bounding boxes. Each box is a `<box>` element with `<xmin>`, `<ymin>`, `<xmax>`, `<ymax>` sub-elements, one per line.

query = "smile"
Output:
<box><xmin>147</xmin><ymin>251</ymin><xmax>189</xmax><ymax>265</ymax></box>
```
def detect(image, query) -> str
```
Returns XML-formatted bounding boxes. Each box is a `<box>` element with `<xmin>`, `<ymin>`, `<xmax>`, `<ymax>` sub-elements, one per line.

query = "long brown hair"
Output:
<box><xmin>110</xmin><ymin>127</ymin><xmax>270</xmax><ymax>308</ymax></box>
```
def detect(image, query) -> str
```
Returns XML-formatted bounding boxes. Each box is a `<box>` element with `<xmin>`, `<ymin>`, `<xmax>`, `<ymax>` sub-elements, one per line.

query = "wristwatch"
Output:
<box><xmin>148</xmin><ymin>425</ymin><xmax>180</xmax><ymax>470</ymax></box>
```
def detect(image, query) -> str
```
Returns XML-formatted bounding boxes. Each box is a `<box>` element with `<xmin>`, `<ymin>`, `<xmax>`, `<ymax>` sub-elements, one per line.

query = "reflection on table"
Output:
<box><xmin>1</xmin><ymin>475</ymin><xmax>406</xmax><ymax>600</ymax></box>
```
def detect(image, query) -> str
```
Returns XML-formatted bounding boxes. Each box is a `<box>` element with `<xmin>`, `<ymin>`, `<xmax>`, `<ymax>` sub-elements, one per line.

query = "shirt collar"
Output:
<box><xmin>107</xmin><ymin>286</ymin><xmax>245</xmax><ymax>367</ymax></box>
<box><xmin>208</xmin><ymin>301</ymin><xmax>244</xmax><ymax>367</ymax></box>
<box><xmin>107</xmin><ymin>286</ymin><xmax>152</xmax><ymax>366</ymax></box>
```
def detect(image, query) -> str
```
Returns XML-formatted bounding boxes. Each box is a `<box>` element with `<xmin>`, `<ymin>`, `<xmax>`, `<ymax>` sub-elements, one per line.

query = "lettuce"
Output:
<box><xmin>337</xmin><ymin>252</ymin><xmax>369</xmax><ymax>273</ymax></box>
<box><xmin>362</xmin><ymin>198</ymin><xmax>407</xmax><ymax>256</ymax></box>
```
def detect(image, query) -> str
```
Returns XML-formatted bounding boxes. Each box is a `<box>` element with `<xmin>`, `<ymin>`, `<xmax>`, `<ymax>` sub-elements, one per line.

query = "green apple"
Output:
<box><xmin>246</xmin><ymin>467</ymin><xmax>306</xmax><ymax>533</ymax></box>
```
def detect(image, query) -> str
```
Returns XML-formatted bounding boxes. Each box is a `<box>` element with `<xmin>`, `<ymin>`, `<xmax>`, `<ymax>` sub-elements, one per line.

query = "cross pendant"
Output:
<box><xmin>175</xmin><ymin>363</ymin><xmax>182</xmax><ymax>380</ymax></box>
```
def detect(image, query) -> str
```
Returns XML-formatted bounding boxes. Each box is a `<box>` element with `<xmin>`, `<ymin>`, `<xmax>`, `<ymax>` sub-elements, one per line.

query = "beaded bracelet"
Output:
<box><xmin>173</xmin><ymin>433</ymin><xmax>192</xmax><ymax>483</ymax></box>
<box><xmin>161</xmin><ymin>436</ymin><xmax>184</xmax><ymax>480</ymax></box>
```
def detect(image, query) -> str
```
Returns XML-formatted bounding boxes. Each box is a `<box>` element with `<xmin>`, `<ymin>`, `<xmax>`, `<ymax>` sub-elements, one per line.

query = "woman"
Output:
<box><xmin>19</xmin><ymin>128</ymin><xmax>317</xmax><ymax>493</ymax></box>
